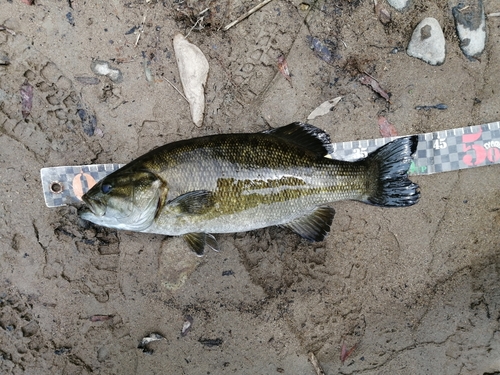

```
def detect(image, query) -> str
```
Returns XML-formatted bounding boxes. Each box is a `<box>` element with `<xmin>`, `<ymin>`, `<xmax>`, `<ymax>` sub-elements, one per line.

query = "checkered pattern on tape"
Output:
<box><xmin>330</xmin><ymin>121</ymin><xmax>500</xmax><ymax>175</ymax></box>
<box><xmin>330</xmin><ymin>137</ymin><xmax>397</xmax><ymax>162</ymax></box>
<box><xmin>41</xmin><ymin>164</ymin><xmax>123</xmax><ymax>207</ymax></box>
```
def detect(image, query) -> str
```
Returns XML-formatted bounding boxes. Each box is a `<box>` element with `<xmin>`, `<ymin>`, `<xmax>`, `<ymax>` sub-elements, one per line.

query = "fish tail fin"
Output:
<box><xmin>364</xmin><ymin>136</ymin><xmax>420</xmax><ymax>207</ymax></box>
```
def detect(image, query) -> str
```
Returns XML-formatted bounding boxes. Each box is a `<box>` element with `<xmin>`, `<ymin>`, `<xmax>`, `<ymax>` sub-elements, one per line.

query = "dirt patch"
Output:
<box><xmin>1</xmin><ymin>0</ymin><xmax>499</xmax><ymax>374</ymax></box>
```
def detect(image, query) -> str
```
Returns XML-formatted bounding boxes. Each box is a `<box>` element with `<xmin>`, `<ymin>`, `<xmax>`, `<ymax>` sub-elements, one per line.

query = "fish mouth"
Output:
<box><xmin>81</xmin><ymin>194</ymin><xmax>106</xmax><ymax>217</ymax></box>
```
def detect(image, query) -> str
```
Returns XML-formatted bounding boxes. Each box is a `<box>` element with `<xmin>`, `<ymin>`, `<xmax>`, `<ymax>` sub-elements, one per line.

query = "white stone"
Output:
<box><xmin>407</xmin><ymin>17</ymin><xmax>446</xmax><ymax>66</ymax></box>
<box><xmin>452</xmin><ymin>0</ymin><xmax>486</xmax><ymax>58</ymax></box>
<box><xmin>387</xmin><ymin>0</ymin><xmax>410</xmax><ymax>11</ymax></box>
<box><xmin>90</xmin><ymin>60</ymin><xmax>123</xmax><ymax>83</ymax></box>
<box><xmin>173</xmin><ymin>34</ymin><xmax>209</xmax><ymax>128</ymax></box>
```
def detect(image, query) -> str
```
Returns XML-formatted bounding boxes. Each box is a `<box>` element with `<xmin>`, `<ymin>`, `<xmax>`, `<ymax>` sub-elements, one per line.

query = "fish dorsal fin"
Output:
<box><xmin>183</xmin><ymin>233</ymin><xmax>220</xmax><ymax>256</ymax></box>
<box><xmin>264</xmin><ymin>122</ymin><xmax>333</xmax><ymax>156</ymax></box>
<box><xmin>168</xmin><ymin>190</ymin><xmax>214</xmax><ymax>214</ymax></box>
<box><xmin>282</xmin><ymin>206</ymin><xmax>335</xmax><ymax>242</ymax></box>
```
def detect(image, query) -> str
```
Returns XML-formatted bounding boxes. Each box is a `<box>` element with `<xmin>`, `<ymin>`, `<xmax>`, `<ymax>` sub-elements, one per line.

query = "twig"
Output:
<box><xmin>223</xmin><ymin>0</ymin><xmax>274</xmax><ymax>31</ymax></box>
<box><xmin>165</xmin><ymin>78</ymin><xmax>188</xmax><ymax>103</ymax></box>
<box><xmin>135</xmin><ymin>13</ymin><xmax>147</xmax><ymax>47</ymax></box>
<box><xmin>0</xmin><ymin>25</ymin><xmax>16</xmax><ymax>35</ymax></box>
<box><xmin>487</xmin><ymin>12</ymin><xmax>500</xmax><ymax>17</ymax></box>
<box><xmin>185</xmin><ymin>8</ymin><xmax>209</xmax><ymax>38</ymax></box>
<box><xmin>308</xmin><ymin>352</ymin><xmax>326</xmax><ymax>375</ymax></box>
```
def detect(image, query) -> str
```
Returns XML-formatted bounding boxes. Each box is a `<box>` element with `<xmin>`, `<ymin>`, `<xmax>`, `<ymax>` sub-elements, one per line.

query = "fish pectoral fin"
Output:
<box><xmin>168</xmin><ymin>190</ymin><xmax>214</xmax><ymax>214</ymax></box>
<box><xmin>282</xmin><ymin>206</ymin><xmax>335</xmax><ymax>242</ymax></box>
<box><xmin>183</xmin><ymin>233</ymin><xmax>220</xmax><ymax>256</ymax></box>
<box><xmin>264</xmin><ymin>122</ymin><xmax>333</xmax><ymax>156</ymax></box>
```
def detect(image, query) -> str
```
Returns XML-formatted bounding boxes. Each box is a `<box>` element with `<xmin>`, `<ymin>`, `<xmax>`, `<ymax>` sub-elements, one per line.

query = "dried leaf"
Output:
<box><xmin>181</xmin><ymin>315</ymin><xmax>193</xmax><ymax>337</ymax></box>
<box><xmin>307</xmin><ymin>97</ymin><xmax>342</xmax><ymax>120</ymax></box>
<box><xmin>277</xmin><ymin>55</ymin><xmax>292</xmax><ymax>85</ymax></box>
<box><xmin>89</xmin><ymin>315</ymin><xmax>113</xmax><ymax>322</ymax></box>
<box><xmin>340</xmin><ymin>342</ymin><xmax>357</xmax><ymax>364</ymax></box>
<box><xmin>378</xmin><ymin>116</ymin><xmax>398</xmax><ymax>137</ymax></box>
<box><xmin>20</xmin><ymin>80</ymin><xmax>33</xmax><ymax>118</ymax></box>
<box><xmin>173</xmin><ymin>33</ymin><xmax>209</xmax><ymax>127</ymax></box>
<box><xmin>359</xmin><ymin>74</ymin><xmax>390</xmax><ymax>101</ymax></box>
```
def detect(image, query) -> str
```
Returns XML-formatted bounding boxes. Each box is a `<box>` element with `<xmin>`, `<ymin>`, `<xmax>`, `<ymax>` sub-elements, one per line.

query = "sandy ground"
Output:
<box><xmin>1</xmin><ymin>0</ymin><xmax>500</xmax><ymax>374</ymax></box>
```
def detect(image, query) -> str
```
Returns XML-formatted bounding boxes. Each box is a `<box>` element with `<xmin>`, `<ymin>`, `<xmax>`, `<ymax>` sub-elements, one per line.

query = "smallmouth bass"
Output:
<box><xmin>80</xmin><ymin>123</ymin><xmax>419</xmax><ymax>255</ymax></box>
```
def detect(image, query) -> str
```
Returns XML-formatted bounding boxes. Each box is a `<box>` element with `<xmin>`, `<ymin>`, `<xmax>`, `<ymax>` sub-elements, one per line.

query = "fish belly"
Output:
<box><xmin>149</xmin><ymin>170</ymin><xmax>366</xmax><ymax>236</ymax></box>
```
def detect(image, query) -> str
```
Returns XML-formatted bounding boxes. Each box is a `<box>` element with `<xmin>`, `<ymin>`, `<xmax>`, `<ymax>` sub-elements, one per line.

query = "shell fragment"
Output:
<box><xmin>173</xmin><ymin>34</ymin><xmax>209</xmax><ymax>127</ymax></box>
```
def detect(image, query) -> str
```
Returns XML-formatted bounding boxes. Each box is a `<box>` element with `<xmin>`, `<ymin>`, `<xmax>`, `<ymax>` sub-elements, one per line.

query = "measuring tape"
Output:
<box><xmin>40</xmin><ymin>121</ymin><xmax>500</xmax><ymax>208</ymax></box>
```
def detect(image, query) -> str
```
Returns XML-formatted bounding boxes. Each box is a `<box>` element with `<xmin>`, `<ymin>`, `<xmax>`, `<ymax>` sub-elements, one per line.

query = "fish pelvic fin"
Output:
<box><xmin>364</xmin><ymin>135</ymin><xmax>420</xmax><ymax>207</ymax></box>
<box><xmin>264</xmin><ymin>122</ymin><xmax>333</xmax><ymax>156</ymax></box>
<box><xmin>183</xmin><ymin>233</ymin><xmax>220</xmax><ymax>256</ymax></box>
<box><xmin>282</xmin><ymin>206</ymin><xmax>335</xmax><ymax>242</ymax></box>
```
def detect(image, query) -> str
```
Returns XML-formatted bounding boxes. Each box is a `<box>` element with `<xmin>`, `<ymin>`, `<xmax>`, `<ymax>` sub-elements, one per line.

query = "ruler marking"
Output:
<box><xmin>41</xmin><ymin>122</ymin><xmax>500</xmax><ymax>207</ymax></box>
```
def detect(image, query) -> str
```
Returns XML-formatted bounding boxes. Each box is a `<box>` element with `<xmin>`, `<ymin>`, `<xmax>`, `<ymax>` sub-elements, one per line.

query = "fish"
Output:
<box><xmin>80</xmin><ymin>122</ymin><xmax>420</xmax><ymax>256</ymax></box>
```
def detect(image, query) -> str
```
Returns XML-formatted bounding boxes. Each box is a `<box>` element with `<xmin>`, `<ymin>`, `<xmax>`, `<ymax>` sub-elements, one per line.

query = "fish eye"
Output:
<box><xmin>101</xmin><ymin>183</ymin><xmax>113</xmax><ymax>194</ymax></box>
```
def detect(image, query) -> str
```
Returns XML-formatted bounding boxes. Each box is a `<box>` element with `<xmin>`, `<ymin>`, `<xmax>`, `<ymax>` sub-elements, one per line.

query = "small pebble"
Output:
<box><xmin>452</xmin><ymin>0</ymin><xmax>486</xmax><ymax>59</ymax></box>
<box><xmin>0</xmin><ymin>51</ymin><xmax>9</xmax><ymax>65</ymax></box>
<box><xmin>387</xmin><ymin>0</ymin><xmax>410</xmax><ymax>11</ymax></box>
<box><xmin>138</xmin><ymin>332</ymin><xmax>164</xmax><ymax>354</ymax></box>
<box><xmin>66</xmin><ymin>12</ymin><xmax>75</xmax><ymax>26</ymax></box>
<box><xmin>21</xmin><ymin>321</ymin><xmax>39</xmax><ymax>337</ymax></box>
<box><xmin>306</xmin><ymin>36</ymin><xmax>340</xmax><ymax>64</ymax></box>
<box><xmin>125</xmin><ymin>25</ymin><xmax>138</xmax><ymax>35</ymax></box>
<box><xmin>77</xmin><ymin>107</ymin><xmax>97</xmax><ymax>136</ymax></box>
<box><xmin>75</xmin><ymin>76</ymin><xmax>100</xmax><ymax>85</ymax></box>
<box><xmin>181</xmin><ymin>315</ymin><xmax>193</xmax><ymax>337</ymax></box>
<box><xmin>91</xmin><ymin>60</ymin><xmax>123</xmax><ymax>83</ymax></box>
<box><xmin>299</xmin><ymin>3</ymin><xmax>310</xmax><ymax>11</ymax></box>
<box><xmin>407</xmin><ymin>17</ymin><xmax>446</xmax><ymax>65</ymax></box>
<box><xmin>97</xmin><ymin>346</ymin><xmax>109</xmax><ymax>362</ymax></box>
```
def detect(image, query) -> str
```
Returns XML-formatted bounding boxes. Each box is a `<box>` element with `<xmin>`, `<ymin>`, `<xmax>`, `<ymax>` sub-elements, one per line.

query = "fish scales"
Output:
<box><xmin>138</xmin><ymin>134</ymin><xmax>366</xmax><ymax>233</ymax></box>
<box><xmin>161</xmin><ymin>152</ymin><xmax>364</xmax><ymax>230</ymax></box>
<box><xmin>80</xmin><ymin>123</ymin><xmax>419</xmax><ymax>255</ymax></box>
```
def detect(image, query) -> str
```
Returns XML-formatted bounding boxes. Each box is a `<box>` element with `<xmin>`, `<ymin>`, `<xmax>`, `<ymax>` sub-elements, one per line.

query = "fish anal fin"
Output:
<box><xmin>183</xmin><ymin>233</ymin><xmax>220</xmax><ymax>257</ymax></box>
<box><xmin>264</xmin><ymin>122</ymin><xmax>333</xmax><ymax>156</ymax></box>
<box><xmin>168</xmin><ymin>190</ymin><xmax>214</xmax><ymax>214</ymax></box>
<box><xmin>282</xmin><ymin>206</ymin><xmax>335</xmax><ymax>242</ymax></box>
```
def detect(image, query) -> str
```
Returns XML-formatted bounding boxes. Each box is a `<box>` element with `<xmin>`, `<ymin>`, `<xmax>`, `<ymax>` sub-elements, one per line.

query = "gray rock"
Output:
<box><xmin>21</xmin><ymin>321</ymin><xmax>39</xmax><ymax>337</ymax></box>
<box><xmin>387</xmin><ymin>0</ymin><xmax>410</xmax><ymax>11</ymax></box>
<box><xmin>90</xmin><ymin>60</ymin><xmax>123</xmax><ymax>83</ymax></box>
<box><xmin>452</xmin><ymin>0</ymin><xmax>486</xmax><ymax>59</ymax></box>
<box><xmin>97</xmin><ymin>346</ymin><xmax>110</xmax><ymax>362</ymax></box>
<box><xmin>0</xmin><ymin>51</ymin><xmax>9</xmax><ymax>65</ymax></box>
<box><xmin>407</xmin><ymin>17</ymin><xmax>446</xmax><ymax>65</ymax></box>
